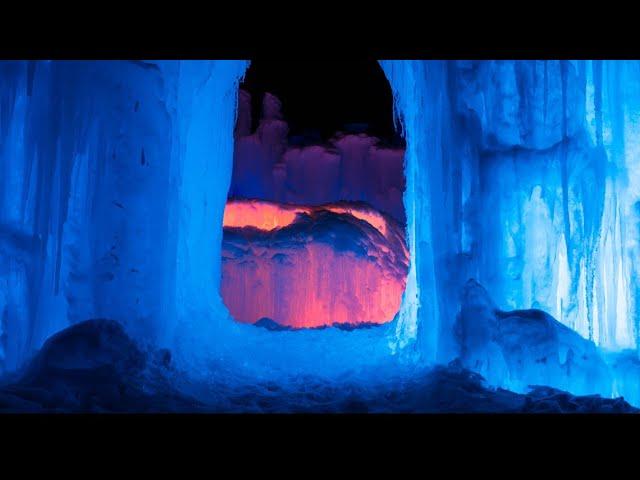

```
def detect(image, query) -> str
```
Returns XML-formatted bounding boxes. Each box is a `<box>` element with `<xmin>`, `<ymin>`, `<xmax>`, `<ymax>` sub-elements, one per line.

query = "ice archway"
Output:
<box><xmin>2</xmin><ymin>60</ymin><xmax>640</xmax><ymax>393</ymax></box>
<box><xmin>0</xmin><ymin>60</ymin><xmax>419</xmax><ymax>378</ymax></box>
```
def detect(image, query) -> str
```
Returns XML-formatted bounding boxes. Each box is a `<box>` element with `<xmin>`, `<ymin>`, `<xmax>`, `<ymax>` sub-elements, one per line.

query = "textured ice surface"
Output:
<box><xmin>221</xmin><ymin>199</ymin><xmax>408</xmax><ymax>328</ymax></box>
<box><xmin>455</xmin><ymin>280</ymin><xmax>611</xmax><ymax>397</ymax></box>
<box><xmin>3</xmin><ymin>60</ymin><xmax>640</xmax><ymax>410</ymax></box>
<box><xmin>229</xmin><ymin>90</ymin><xmax>406</xmax><ymax>222</ymax></box>
<box><xmin>0</xmin><ymin>60</ymin><xmax>249</xmax><ymax>373</ymax></box>
<box><xmin>381</xmin><ymin>60</ymin><xmax>640</xmax><ymax>363</ymax></box>
<box><xmin>1</xmin><ymin>320</ymin><xmax>635</xmax><ymax>413</ymax></box>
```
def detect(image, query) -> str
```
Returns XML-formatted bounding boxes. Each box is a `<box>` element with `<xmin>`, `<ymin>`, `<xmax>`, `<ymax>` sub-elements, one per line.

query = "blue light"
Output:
<box><xmin>1</xmin><ymin>60</ymin><xmax>639</xmax><ymax>411</ymax></box>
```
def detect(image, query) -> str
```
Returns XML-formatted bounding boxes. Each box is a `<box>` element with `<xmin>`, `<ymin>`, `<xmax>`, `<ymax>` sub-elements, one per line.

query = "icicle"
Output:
<box><xmin>543</xmin><ymin>60</ymin><xmax>548</xmax><ymax>124</ymax></box>
<box><xmin>594</xmin><ymin>60</ymin><xmax>603</xmax><ymax>147</ymax></box>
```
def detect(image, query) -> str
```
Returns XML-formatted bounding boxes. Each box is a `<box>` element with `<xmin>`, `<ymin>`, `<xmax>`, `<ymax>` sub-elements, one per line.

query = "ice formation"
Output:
<box><xmin>0</xmin><ymin>60</ymin><xmax>249</xmax><ymax>374</ymax></box>
<box><xmin>455</xmin><ymin>279</ymin><xmax>612</xmax><ymax>397</ymax></box>
<box><xmin>221</xmin><ymin>199</ymin><xmax>408</xmax><ymax>328</ymax></box>
<box><xmin>2</xmin><ymin>59</ymin><xmax>640</xmax><ymax>410</ymax></box>
<box><xmin>380</xmin><ymin>60</ymin><xmax>640</xmax><ymax>403</ymax></box>
<box><xmin>230</xmin><ymin>90</ymin><xmax>406</xmax><ymax>222</ymax></box>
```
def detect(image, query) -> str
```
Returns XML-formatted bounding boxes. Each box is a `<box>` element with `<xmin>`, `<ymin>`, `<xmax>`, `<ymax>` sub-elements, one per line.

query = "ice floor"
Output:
<box><xmin>0</xmin><ymin>319</ymin><xmax>636</xmax><ymax>413</ymax></box>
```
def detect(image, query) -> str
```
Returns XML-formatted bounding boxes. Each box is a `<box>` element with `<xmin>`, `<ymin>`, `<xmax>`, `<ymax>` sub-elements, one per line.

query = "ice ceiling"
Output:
<box><xmin>1</xmin><ymin>60</ymin><xmax>640</xmax><ymax>405</ymax></box>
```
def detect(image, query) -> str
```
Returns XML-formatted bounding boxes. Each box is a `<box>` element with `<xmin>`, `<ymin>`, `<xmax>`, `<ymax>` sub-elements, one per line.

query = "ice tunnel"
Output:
<box><xmin>2</xmin><ymin>59</ymin><xmax>640</xmax><ymax>411</ymax></box>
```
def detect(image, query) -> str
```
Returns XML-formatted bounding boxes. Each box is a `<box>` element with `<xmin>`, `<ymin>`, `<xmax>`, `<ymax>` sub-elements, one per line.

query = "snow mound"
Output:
<box><xmin>0</xmin><ymin>319</ymin><xmax>202</xmax><ymax>412</ymax></box>
<box><xmin>455</xmin><ymin>280</ymin><xmax>612</xmax><ymax>397</ymax></box>
<box><xmin>1</xmin><ymin>321</ymin><xmax>635</xmax><ymax>413</ymax></box>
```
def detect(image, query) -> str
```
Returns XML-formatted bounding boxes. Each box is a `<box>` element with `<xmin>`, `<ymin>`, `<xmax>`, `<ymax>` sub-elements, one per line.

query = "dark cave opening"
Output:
<box><xmin>238</xmin><ymin>59</ymin><xmax>405</xmax><ymax>148</ymax></box>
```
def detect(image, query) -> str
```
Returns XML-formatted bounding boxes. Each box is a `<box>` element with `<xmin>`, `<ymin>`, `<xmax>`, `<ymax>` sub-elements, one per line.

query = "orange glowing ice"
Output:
<box><xmin>324</xmin><ymin>205</ymin><xmax>388</xmax><ymax>237</ymax></box>
<box><xmin>222</xmin><ymin>201</ymin><xmax>308</xmax><ymax>231</ymax></box>
<box><xmin>223</xmin><ymin>200</ymin><xmax>392</xmax><ymax>237</ymax></box>
<box><xmin>221</xmin><ymin>199</ymin><xmax>408</xmax><ymax>329</ymax></box>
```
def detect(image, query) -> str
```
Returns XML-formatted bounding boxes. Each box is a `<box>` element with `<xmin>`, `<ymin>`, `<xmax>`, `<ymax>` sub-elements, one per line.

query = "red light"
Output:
<box><xmin>222</xmin><ymin>200</ymin><xmax>408</xmax><ymax>329</ymax></box>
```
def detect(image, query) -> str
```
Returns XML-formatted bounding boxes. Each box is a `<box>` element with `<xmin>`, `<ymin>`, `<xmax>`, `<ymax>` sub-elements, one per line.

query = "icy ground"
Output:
<box><xmin>0</xmin><ymin>319</ymin><xmax>635</xmax><ymax>413</ymax></box>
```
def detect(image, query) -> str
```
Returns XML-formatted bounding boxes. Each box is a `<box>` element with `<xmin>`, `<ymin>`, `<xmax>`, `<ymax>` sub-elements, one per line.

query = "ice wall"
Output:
<box><xmin>221</xmin><ymin>199</ymin><xmax>408</xmax><ymax>328</ymax></box>
<box><xmin>382</xmin><ymin>60</ymin><xmax>640</xmax><ymax>369</ymax></box>
<box><xmin>381</xmin><ymin>61</ymin><xmax>463</xmax><ymax>362</ymax></box>
<box><xmin>170</xmin><ymin>60</ymin><xmax>249</xmax><ymax>349</ymax></box>
<box><xmin>3</xmin><ymin>59</ymin><xmax>640</xmax><ymax>397</ymax></box>
<box><xmin>0</xmin><ymin>60</ymin><xmax>247</xmax><ymax>373</ymax></box>
<box><xmin>229</xmin><ymin>90</ymin><xmax>406</xmax><ymax>222</ymax></box>
<box><xmin>466</xmin><ymin>61</ymin><xmax>640</xmax><ymax>352</ymax></box>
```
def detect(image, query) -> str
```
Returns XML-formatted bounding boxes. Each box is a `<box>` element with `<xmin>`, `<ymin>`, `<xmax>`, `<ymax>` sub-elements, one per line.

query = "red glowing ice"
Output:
<box><xmin>221</xmin><ymin>199</ymin><xmax>408</xmax><ymax>329</ymax></box>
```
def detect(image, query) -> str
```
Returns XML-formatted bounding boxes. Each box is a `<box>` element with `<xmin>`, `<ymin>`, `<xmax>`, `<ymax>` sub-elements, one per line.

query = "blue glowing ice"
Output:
<box><xmin>2</xmin><ymin>60</ymin><xmax>640</xmax><ymax>410</ymax></box>
<box><xmin>383</xmin><ymin>60</ymin><xmax>640</xmax><ymax>403</ymax></box>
